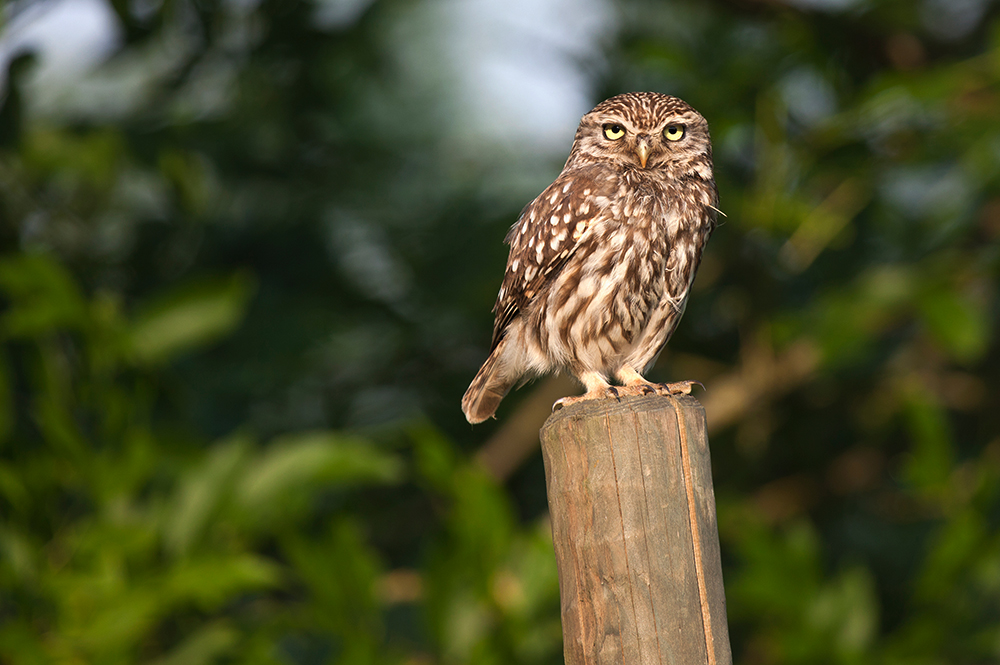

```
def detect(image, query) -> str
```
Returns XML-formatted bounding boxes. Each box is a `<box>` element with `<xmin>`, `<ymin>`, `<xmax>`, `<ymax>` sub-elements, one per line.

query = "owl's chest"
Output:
<box><xmin>599</xmin><ymin>190</ymin><xmax>676</xmax><ymax>274</ymax></box>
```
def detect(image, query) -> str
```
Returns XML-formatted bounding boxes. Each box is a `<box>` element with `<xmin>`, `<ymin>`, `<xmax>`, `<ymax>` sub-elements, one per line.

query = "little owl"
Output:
<box><xmin>462</xmin><ymin>92</ymin><xmax>718</xmax><ymax>424</ymax></box>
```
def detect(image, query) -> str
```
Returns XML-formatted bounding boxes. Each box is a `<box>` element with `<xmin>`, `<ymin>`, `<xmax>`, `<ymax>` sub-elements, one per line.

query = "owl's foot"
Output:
<box><xmin>552</xmin><ymin>386</ymin><xmax>622</xmax><ymax>412</ymax></box>
<box><xmin>551</xmin><ymin>381</ymin><xmax>705</xmax><ymax>412</ymax></box>
<box><xmin>656</xmin><ymin>379</ymin><xmax>704</xmax><ymax>396</ymax></box>
<box><xmin>615</xmin><ymin>365</ymin><xmax>704</xmax><ymax>398</ymax></box>
<box><xmin>611</xmin><ymin>382</ymin><xmax>658</xmax><ymax>397</ymax></box>
<box><xmin>607</xmin><ymin>379</ymin><xmax>703</xmax><ymax>398</ymax></box>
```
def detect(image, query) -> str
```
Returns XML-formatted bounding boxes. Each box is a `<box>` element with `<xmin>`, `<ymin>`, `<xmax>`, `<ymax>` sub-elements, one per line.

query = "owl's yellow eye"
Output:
<box><xmin>603</xmin><ymin>124</ymin><xmax>625</xmax><ymax>140</ymax></box>
<box><xmin>664</xmin><ymin>124</ymin><xmax>686</xmax><ymax>141</ymax></box>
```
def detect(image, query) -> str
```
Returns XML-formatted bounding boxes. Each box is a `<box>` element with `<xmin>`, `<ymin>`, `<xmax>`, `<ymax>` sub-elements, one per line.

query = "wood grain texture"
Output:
<box><xmin>540</xmin><ymin>394</ymin><xmax>731</xmax><ymax>665</ymax></box>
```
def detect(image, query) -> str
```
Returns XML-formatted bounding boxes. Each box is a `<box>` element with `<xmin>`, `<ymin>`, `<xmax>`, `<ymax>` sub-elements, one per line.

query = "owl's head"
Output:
<box><xmin>565</xmin><ymin>92</ymin><xmax>712</xmax><ymax>174</ymax></box>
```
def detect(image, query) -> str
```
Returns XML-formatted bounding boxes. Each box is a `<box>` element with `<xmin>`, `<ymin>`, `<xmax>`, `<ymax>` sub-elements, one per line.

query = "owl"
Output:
<box><xmin>462</xmin><ymin>92</ymin><xmax>718</xmax><ymax>424</ymax></box>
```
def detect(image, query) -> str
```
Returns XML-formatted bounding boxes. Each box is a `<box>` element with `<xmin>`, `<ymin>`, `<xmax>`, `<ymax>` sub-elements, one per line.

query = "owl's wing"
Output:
<box><xmin>490</xmin><ymin>164</ymin><xmax>617</xmax><ymax>350</ymax></box>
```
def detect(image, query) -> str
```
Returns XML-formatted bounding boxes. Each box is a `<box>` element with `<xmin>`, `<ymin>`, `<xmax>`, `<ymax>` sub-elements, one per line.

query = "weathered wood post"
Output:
<box><xmin>540</xmin><ymin>393</ymin><xmax>731</xmax><ymax>665</ymax></box>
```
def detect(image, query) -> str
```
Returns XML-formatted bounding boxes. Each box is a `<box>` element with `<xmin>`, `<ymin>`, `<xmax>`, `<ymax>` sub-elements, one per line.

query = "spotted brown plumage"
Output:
<box><xmin>463</xmin><ymin>92</ymin><xmax>718</xmax><ymax>424</ymax></box>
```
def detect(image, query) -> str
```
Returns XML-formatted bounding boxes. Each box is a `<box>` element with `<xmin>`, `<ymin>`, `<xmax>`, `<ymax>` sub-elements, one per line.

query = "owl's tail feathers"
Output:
<box><xmin>462</xmin><ymin>340</ymin><xmax>516</xmax><ymax>424</ymax></box>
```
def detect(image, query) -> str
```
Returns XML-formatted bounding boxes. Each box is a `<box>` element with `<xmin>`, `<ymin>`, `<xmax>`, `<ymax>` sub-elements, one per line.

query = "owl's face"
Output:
<box><xmin>565</xmin><ymin>92</ymin><xmax>712</xmax><ymax>174</ymax></box>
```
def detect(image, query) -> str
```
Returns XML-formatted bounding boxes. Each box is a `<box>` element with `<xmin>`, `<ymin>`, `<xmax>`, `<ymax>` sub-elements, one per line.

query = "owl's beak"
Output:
<box><xmin>635</xmin><ymin>140</ymin><xmax>651</xmax><ymax>168</ymax></box>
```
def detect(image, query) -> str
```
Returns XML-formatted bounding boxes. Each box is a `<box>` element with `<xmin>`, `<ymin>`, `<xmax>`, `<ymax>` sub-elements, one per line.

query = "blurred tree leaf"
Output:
<box><xmin>128</xmin><ymin>272</ymin><xmax>256</xmax><ymax>365</ymax></box>
<box><xmin>918</xmin><ymin>286</ymin><xmax>990</xmax><ymax>364</ymax></box>
<box><xmin>0</xmin><ymin>254</ymin><xmax>87</xmax><ymax>337</ymax></box>
<box><xmin>164</xmin><ymin>433</ymin><xmax>251</xmax><ymax>557</ymax></box>
<box><xmin>901</xmin><ymin>389</ymin><xmax>954</xmax><ymax>495</ymax></box>
<box><xmin>163</xmin><ymin>553</ymin><xmax>283</xmax><ymax>610</ymax></box>
<box><xmin>235</xmin><ymin>430</ymin><xmax>403</xmax><ymax>528</ymax></box>
<box><xmin>147</xmin><ymin>621</ymin><xmax>240</xmax><ymax>665</ymax></box>
<box><xmin>22</xmin><ymin>127</ymin><xmax>124</xmax><ymax>190</ymax></box>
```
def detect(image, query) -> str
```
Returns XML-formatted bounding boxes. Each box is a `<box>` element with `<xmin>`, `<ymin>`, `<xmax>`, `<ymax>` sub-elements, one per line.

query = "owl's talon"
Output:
<box><xmin>657</xmin><ymin>380</ymin><xmax>704</xmax><ymax>395</ymax></box>
<box><xmin>608</xmin><ymin>386</ymin><xmax>621</xmax><ymax>402</ymax></box>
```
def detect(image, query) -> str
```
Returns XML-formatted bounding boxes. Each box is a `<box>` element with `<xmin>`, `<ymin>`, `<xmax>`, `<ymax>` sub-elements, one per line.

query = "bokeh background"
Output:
<box><xmin>2</xmin><ymin>0</ymin><xmax>999</xmax><ymax>662</ymax></box>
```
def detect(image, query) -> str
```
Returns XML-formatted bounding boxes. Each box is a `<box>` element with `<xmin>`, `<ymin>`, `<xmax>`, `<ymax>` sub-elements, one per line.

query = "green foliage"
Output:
<box><xmin>1</xmin><ymin>0</ymin><xmax>999</xmax><ymax>663</ymax></box>
<box><xmin>724</xmin><ymin>511</ymin><xmax>879</xmax><ymax>664</ymax></box>
<box><xmin>414</xmin><ymin>425</ymin><xmax>562</xmax><ymax>664</ymax></box>
<box><xmin>0</xmin><ymin>254</ymin><xmax>558</xmax><ymax>663</ymax></box>
<box><xmin>0</xmin><ymin>256</ymin><xmax>395</xmax><ymax>663</ymax></box>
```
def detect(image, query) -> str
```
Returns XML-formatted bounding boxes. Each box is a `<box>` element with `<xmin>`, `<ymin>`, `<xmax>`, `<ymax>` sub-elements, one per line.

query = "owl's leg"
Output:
<box><xmin>616</xmin><ymin>365</ymin><xmax>657</xmax><ymax>393</ymax></box>
<box><xmin>616</xmin><ymin>365</ymin><xmax>703</xmax><ymax>397</ymax></box>
<box><xmin>552</xmin><ymin>370</ymin><xmax>619</xmax><ymax>411</ymax></box>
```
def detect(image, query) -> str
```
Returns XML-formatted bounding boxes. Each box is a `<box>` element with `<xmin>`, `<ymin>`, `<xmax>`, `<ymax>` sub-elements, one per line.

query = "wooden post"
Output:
<box><xmin>540</xmin><ymin>393</ymin><xmax>731</xmax><ymax>665</ymax></box>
